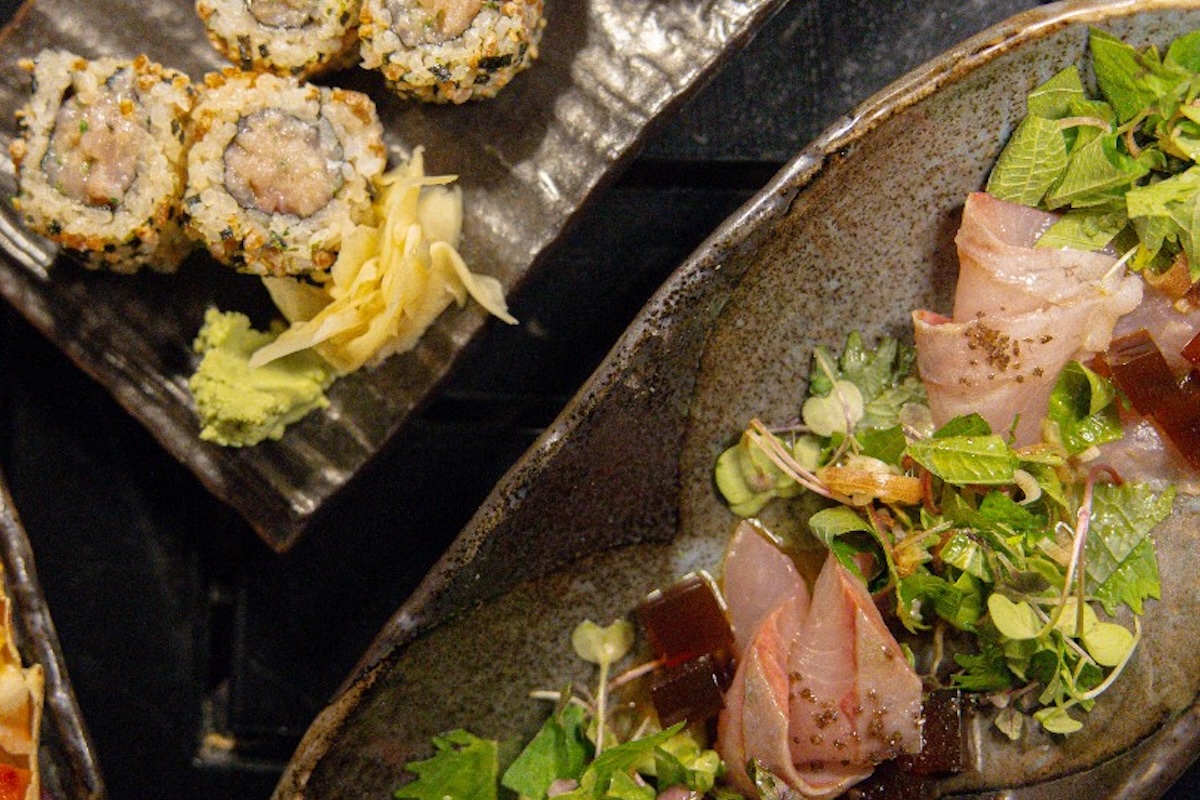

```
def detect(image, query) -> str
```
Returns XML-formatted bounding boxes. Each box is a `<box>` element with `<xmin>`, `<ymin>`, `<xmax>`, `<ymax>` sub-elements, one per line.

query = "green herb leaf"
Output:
<box><xmin>932</xmin><ymin>413</ymin><xmax>992</xmax><ymax>438</ymax></box>
<box><xmin>987</xmin><ymin>114</ymin><xmax>1069</xmax><ymax>206</ymax></box>
<box><xmin>807</xmin><ymin>506</ymin><xmax>886</xmax><ymax>584</ymax></box>
<box><xmin>1035</xmin><ymin>205</ymin><xmax>1127</xmax><ymax>251</ymax></box>
<box><xmin>1084</xmin><ymin>482</ymin><xmax>1174</xmax><ymax>615</ymax></box>
<box><xmin>1125</xmin><ymin>164</ymin><xmax>1200</xmax><ymax>270</ymax></box>
<box><xmin>856</xmin><ymin>425</ymin><xmax>908</xmax><ymax>465</ymax></box>
<box><xmin>1046</xmin><ymin>361</ymin><xmax>1123</xmax><ymax>454</ymax></box>
<box><xmin>987</xmin><ymin>594</ymin><xmax>1043</xmax><ymax>640</ymax></box>
<box><xmin>952</xmin><ymin>640</ymin><xmax>1014</xmax><ymax>692</ymax></box>
<box><xmin>501</xmin><ymin>704</ymin><xmax>591</xmax><ymax>799</ymax></box>
<box><xmin>1090</xmin><ymin>27</ymin><xmax>1180</xmax><ymax>123</ymax></box>
<box><xmin>1082</xmin><ymin>620</ymin><xmax>1136</xmax><ymax>668</ymax></box>
<box><xmin>554</xmin><ymin>725</ymin><xmax>684</xmax><ymax>800</ymax></box>
<box><xmin>1034</xmin><ymin>705</ymin><xmax>1083</xmax><ymax>735</ymax></box>
<box><xmin>713</xmin><ymin>432</ymin><xmax>805</xmax><ymax>517</ymax></box>
<box><xmin>1044</xmin><ymin>132</ymin><xmax>1149</xmax><ymax>209</ymax></box>
<box><xmin>905</xmin><ymin>434</ymin><xmax>1018</xmax><ymax>485</ymax></box>
<box><xmin>651</xmin><ymin>732</ymin><xmax>722</xmax><ymax>793</ymax></box>
<box><xmin>1027</xmin><ymin>65</ymin><xmax>1087</xmax><ymax>118</ymax></box>
<box><xmin>395</xmin><ymin>730</ymin><xmax>499</xmax><ymax>800</ymax></box>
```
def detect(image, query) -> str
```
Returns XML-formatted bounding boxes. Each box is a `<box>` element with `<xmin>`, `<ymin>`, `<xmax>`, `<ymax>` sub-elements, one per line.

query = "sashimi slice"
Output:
<box><xmin>915</xmin><ymin>191</ymin><xmax>1142</xmax><ymax>445</ymax></box>
<box><xmin>721</xmin><ymin>521</ymin><xmax>809</xmax><ymax>656</ymax></box>
<box><xmin>718</xmin><ymin>593</ymin><xmax>869</xmax><ymax>798</ymax></box>
<box><xmin>787</xmin><ymin>553</ymin><xmax>923</xmax><ymax>770</ymax></box>
<box><xmin>953</xmin><ymin>192</ymin><xmax>1121</xmax><ymax>318</ymax></box>
<box><xmin>913</xmin><ymin>304</ymin><xmax>1106</xmax><ymax>444</ymax></box>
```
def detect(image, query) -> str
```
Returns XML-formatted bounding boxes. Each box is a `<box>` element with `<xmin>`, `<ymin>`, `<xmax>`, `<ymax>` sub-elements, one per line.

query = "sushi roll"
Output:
<box><xmin>196</xmin><ymin>0</ymin><xmax>362</xmax><ymax>79</ymax></box>
<box><xmin>184</xmin><ymin>69</ymin><xmax>387</xmax><ymax>277</ymax></box>
<box><xmin>359</xmin><ymin>0</ymin><xmax>545</xmax><ymax>103</ymax></box>
<box><xmin>9</xmin><ymin>50</ymin><xmax>196</xmax><ymax>273</ymax></box>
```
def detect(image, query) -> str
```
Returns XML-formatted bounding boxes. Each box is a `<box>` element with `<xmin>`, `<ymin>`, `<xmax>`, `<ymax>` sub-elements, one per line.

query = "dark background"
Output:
<box><xmin>0</xmin><ymin>0</ymin><xmax>1197</xmax><ymax>797</ymax></box>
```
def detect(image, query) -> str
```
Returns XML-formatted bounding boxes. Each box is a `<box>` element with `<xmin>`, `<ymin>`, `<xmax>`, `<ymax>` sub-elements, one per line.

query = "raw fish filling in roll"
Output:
<box><xmin>42</xmin><ymin>69</ymin><xmax>147</xmax><ymax>210</ymax></box>
<box><xmin>184</xmin><ymin>69</ymin><xmax>386</xmax><ymax>277</ymax></box>
<box><xmin>196</xmin><ymin>0</ymin><xmax>361</xmax><ymax>78</ymax></box>
<box><xmin>9</xmin><ymin>50</ymin><xmax>196</xmax><ymax>273</ymax></box>
<box><xmin>223</xmin><ymin>109</ymin><xmax>344</xmax><ymax>218</ymax></box>
<box><xmin>248</xmin><ymin>0</ymin><xmax>320</xmax><ymax>28</ymax></box>
<box><xmin>359</xmin><ymin>0</ymin><xmax>544</xmax><ymax>103</ymax></box>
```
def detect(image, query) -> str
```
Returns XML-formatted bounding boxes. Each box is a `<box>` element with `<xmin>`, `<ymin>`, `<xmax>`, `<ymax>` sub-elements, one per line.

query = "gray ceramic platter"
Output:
<box><xmin>0</xmin><ymin>0</ymin><xmax>788</xmax><ymax>551</ymax></box>
<box><xmin>0</xmin><ymin>469</ymin><xmax>105</xmax><ymax>800</ymax></box>
<box><xmin>270</xmin><ymin>0</ymin><xmax>1200</xmax><ymax>797</ymax></box>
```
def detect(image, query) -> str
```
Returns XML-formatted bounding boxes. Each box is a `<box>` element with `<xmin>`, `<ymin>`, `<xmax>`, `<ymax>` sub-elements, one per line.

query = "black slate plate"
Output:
<box><xmin>0</xmin><ymin>0</ymin><xmax>787</xmax><ymax>551</ymax></box>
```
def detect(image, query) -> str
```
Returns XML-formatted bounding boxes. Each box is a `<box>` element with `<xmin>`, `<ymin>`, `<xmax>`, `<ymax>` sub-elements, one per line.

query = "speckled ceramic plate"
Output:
<box><xmin>269</xmin><ymin>0</ymin><xmax>1200</xmax><ymax>797</ymax></box>
<box><xmin>0</xmin><ymin>0</ymin><xmax>788</xmax><ymax>551</ymax></box>
<box><xmin>0</xmin><ymin>469</ymin><xmax>105</xmax><ymax>800</ymax></box>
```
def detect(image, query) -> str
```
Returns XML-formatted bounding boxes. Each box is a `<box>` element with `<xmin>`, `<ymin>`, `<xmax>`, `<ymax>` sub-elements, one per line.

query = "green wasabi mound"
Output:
<box><xmin>188</xmin><ymin>308</ymin><xmax>337</xmax><ymax>447</ymax></box>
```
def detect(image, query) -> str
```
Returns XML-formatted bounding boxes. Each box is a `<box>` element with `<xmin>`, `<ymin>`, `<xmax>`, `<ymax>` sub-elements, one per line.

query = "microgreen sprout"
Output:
<box><xmin>570</xmin><ymin>619</ymin><xmax>634</xmax><ymax>755</ymax></box>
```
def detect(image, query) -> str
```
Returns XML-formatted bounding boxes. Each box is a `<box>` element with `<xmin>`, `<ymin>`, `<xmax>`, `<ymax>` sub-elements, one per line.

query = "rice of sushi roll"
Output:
<box><xmin>9</xmin><ymin>50</ymin><xmax>196</xmax><ymax>273</ymax></box>
<box><xmin>184</xmin><ymin>69</ymin><xmax>387</xmax><ymax>277</ymax></box>
<box><xmin>196</xmin><ymin>0</ymin><xmax>362</xmax><ymax>79</ymax></box>
<box><xmin>359</xmin><ymin>0</ymin><xmax>545</xmax><ymax>103</ymax></box>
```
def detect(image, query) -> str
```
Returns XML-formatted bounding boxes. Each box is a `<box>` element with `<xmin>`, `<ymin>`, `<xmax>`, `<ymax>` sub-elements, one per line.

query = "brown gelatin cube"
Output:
<box><xmin>637</xmin><ymin>572</ymin><xmax>735</xmax><ymax>684</ymax></box>
<box><xmin>843</xmin><ymin>764</ymin><xmax>933</xmax><ymax>800</ymax></box>
<box><xmin>650</xmin><ymin>653</ymin><xmax>725</xmax><ymax>727</ymax></box>
<box><xmin>1104</xmin><ymin>329</ymin><xmax>1200</xmax><ymax>470</ymax></box>
<box><xmin>1183</xmin><ymin>329</ymin><xmax>1200</xmax><ymax>367</ymax></box>
<box><xmin>1105</xmin><ymin>329</ymin><xmax>1178</xmax><ymax>415</ymax></box>
<box><xmin>899</xmin><ymin>689</ymin><xmax>969</xmax><ymax>776</ymax></box>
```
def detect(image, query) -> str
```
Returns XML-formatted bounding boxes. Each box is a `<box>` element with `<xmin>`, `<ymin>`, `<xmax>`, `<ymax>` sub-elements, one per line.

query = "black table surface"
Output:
<box><xmin>0</xmin><ymin>0</ymin><xmax>1197</xmax><ymax>798</ymax></box>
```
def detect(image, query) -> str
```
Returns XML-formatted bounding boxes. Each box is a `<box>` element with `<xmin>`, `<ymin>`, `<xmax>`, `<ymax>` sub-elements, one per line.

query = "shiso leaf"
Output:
<box><xmin>394</xmin><ymin>729</ymin><xmax>499</xmax><ymax>800</ymax></box>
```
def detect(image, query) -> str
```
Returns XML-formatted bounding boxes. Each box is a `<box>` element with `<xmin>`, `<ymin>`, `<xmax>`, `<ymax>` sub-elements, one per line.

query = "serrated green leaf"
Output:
<box><xmin>1166</xmin><ymin>29</ymin><xmax>1200</xmax><ymax>71</ymax></box>
<box><xmin>1027</xmin><ymin>65</ymin><xmax>1087</xmax><ymax>118</ymax></box>
<box><xmin>1084</xmin><ymin>482</ymin><xmax>1174</xmax><ymax>615</ymax></box>
<box><xmin>555</xmin><ymin>725</ymin><xmax>684</xmax><ymax>800</ymax></box>
<box><xmin>941</xmin><ymin>531</ymin><xmax>994</xmax><ymax>582</ymax></box>
<box><xmin>1044</xmin><ymin>132</ymin><xmax>1148</xmax><ymax>209</ymax></box>
<box><xmin>905</xmin><ymin>434</ymin><xmax>1017</xmax><ymax>485</ymax></box>
<box><xmin>501</xmin><ymin>704</ymin><xmax>591</xmax><ymax>799</ymax></box>
<box><xmin>1035</xmin><ymin>205</ymin><xmax>1127</xmax><ymax>251</ymax></box>
<box><xmin>1046</xmin><ymin>361</ymin><xmax>1123</xmax><ymax>454</ymax></box>
<box><xmin>1125</xmin><ymin>164</ymin><xmax>1200</xmax><ymax>268</ymax></box>
<box><xmin>987</xmin><ymin>115</ymin><xmax>1069</xmax><ymax>206</ymax></box>
<box><xmin>952</xmin><ymin>640</ymin><xmax>1014</xmax><ymax>692</ymax></box>
<box><xmin>933</xmin><ymin>413</ymin><xmax>992</xmax><ymax>438</ymax></box>
<box><xmin>856</xmin><ymin>424</ymin><xmax>907</xmax><ymax>465</ymax></box>
<box><xmin>396</xmin><ymin>730</ymin><xmax>499</xmax><ymax>800</ymax></box>
<box><xmin>1090</xmin><ymin>27</ymin><xmax>1180</xmax><ymax>123</ymax></box>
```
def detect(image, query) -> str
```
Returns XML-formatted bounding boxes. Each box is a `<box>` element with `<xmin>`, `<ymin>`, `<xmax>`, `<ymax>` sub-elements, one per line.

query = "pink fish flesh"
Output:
<box><xmin>914</xmin><ymin>192</ymin><xmax>1142</xmax><ymax>445</ymax></box>
<box><xmin>717</xmin><ymin>535</ymin><xmax>922</xmax><ymax>798</ymax></box>
<box><xmin>721</xmin><ymin>521</ymin><xmax>808</xmax><ymax>657</ymax></box>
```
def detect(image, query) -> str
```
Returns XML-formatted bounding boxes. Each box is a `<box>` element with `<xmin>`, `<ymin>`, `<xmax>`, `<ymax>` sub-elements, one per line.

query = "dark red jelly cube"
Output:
<box><xmin>1105</xmin><ymin>329</ymin><xmax>1178</xmax><ymax>415</ymax></box>
<box><xmin>1104</xmin><ymin>329</ymin><xmax>1200</xmax><ymax>470</ymax></box>
<box><xmin>637</xmin><ymin>572</ymin><xmax>735</xmax><ymax>683</ymax></box>
<box><xmin>898</xmin><ymin>689</ymin><xmax>969</xmax><ymax>776</ymax></box>
<box><xmin>1183</xmin><ymin>329</ymin><xmax>1200</xmax><ymax>367</ymax></box>
<box><xmin>843</xmin><ymin>764</ymin><xmax>933</xmax><ymax>800</ymax></box>
<box><xmin>649</xmin><ymin>653</ymin><xmax>725</xmax><ymax>727</ymax></box>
